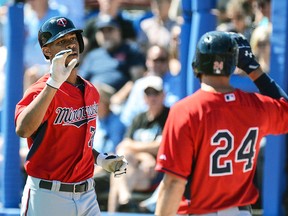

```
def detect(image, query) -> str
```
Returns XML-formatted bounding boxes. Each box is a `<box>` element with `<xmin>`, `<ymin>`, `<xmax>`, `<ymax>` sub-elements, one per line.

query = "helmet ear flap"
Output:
<box><xmin>192</xmin><ymin>56</ymin><xmax>199</xmax><ymax>76</ymax></box>
<box><xmin>192</xmin><ymin>58</ymin><xmax>197</xmax><ymax>71</ymax></box>
<box><xmin>76</xmin><ymin>33</ymin><xmax>84</xmax><ymax>53</ymax></box>
<box><xmin>39</xmin><ymin>32</ymin><xmax>52</xmax><ymax>48</ymax></box>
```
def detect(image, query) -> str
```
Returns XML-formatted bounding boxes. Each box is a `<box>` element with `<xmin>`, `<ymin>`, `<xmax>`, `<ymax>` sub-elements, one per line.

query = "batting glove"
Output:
<box><xmin>97</xmin><ymin>153</ymin><xmax>128</xmax><ymax>177</ymax></box>
<box><xmin>46</xmin><ymin>49</ymin><xmax>78</xmax><ymax>89</ymax></box>
<box><xmin>230</xmin><ymin>33</ymin><xmax>260</xmax><ymax>74</ymax></box>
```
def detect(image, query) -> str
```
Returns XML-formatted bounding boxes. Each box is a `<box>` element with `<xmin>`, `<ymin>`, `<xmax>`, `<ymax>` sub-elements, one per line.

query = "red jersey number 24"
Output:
<box><xmin>209</xmin><ymin>127</ymin><xmax>259</xmax><ymax>176</ymax></box>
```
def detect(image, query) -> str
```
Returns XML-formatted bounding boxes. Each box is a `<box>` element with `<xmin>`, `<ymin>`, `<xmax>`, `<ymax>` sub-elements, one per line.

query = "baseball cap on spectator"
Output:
<box><xmin>143</xmin><ymin>76</ymin><xmax>163</xmax><ymax>93</ymax></box>
<box><xmin>95</xmin><ymin>14</ymin><xmax>120</xmax><ymax>30</ymax></box>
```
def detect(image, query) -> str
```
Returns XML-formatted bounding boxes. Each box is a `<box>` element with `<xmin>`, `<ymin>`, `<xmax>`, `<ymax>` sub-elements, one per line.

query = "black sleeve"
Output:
<box><xmin>254</xmin><ymin>73</ymin><xmax>288</xmax><ymax>100</ymax></box>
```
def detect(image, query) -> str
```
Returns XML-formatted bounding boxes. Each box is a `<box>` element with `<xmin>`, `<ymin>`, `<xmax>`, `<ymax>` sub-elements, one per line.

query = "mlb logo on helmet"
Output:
<box><xmin>57</xmin><ymin>18</ymin><xmax>67</xmax><ymax>27</ymax></box>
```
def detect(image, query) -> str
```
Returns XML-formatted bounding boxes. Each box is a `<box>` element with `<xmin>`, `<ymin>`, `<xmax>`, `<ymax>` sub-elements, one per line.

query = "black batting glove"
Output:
<box><xmin>230</xmin><ymin>33</ymin><xmax>260</xmax><ymax>74</ymax></box>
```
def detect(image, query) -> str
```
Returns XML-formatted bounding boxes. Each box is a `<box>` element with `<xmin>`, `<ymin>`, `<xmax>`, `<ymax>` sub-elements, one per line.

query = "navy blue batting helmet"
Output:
<box><xmin>38</xmin><ymin>16</ymin><xmax>84</xmax><ymax>59</ymax></box>
<box><xmin>192</xmin><ymin>31</ymin><xmax>238</xmax><ymax>77</ymax></box>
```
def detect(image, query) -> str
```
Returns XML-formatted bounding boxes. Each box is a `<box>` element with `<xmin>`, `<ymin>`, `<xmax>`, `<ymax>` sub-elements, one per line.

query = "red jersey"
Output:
<box><xmin>15</xmin><ymin>74</ymin><xmax>99</xmax><ymax>183</ymax></box>
<box><xmin>156</xmin><ymin>89</ymin><xmax>288</xmax><ymax>214</ymax></box>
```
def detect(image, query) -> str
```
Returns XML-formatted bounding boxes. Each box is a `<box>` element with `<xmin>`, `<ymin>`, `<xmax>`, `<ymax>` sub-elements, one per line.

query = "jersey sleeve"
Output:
<box><xmin>156</xmin><ymin>103</ymin><xmax>196</xmax><ymax>179</ymax></box>
<box><xmin>15</xmin><ymin>81</ymin><xmax>53</xmax><ymax>125</ymax></box>
<box><xmin>259</xmin><ymin>95</ymin><xmax>288</xmax><ymax>135</ymax></box>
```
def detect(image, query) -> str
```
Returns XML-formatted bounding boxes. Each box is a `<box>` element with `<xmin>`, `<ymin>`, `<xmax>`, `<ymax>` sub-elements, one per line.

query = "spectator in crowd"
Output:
<box><xmin>137</xmin><ymin>0</ymin><xmax>178</xmax><ymax>52</ymax></box>
<box><xmin>120</xmin><ymin>45</ymin><xmax>181</xmax><ymax>127</ymax></box>
<box><xmin>250</xmin><ymin>23</ymin><xmax>271</xmax><ymax>73</ymax></box>
<box><xmin>111</xmin><ymin>21</ymin><xmax>183</xmax><ymax>114</ymax></box>
<box><xmin>168</xmin><ymin>0</ymin><xmax>182</xmax><ymax>22</ymax></box>
<box><xmin>111</xmin><ymin>21</ymin><xmax>182</xmax><ymax>113</ymax></box>
<box><xmin>253</xmin><ymin>0</ymin><xmax>271</xmax><ymax>27</ymax></box>
<box><xmin>138</xmin><ymin>26</ymin><xmax>184</xmax><ymax>211</ymax></box>
<box><xmin>78</xmin><ymin>15</ymin><xmax>146</xmax><ymax>92</ymax></box>
<box><xmin>217</xmin><ymin>0</ymin><xmax>254</xmax><ymax>41</ymax></box>
<box><xmin>83</xmin><ymin>0</ymin><xmax>137</xmax><ymax>56</ymax></box>
<box><xmin>108</xmin><ymin>76</ymin><xmax>169</xmax><ymax>213</ymax></box>
<box><xmin>96</xmin><ymin>0</ymin><xmax>137</xmax><ymax>42</ymax></box>
<box><xmin>139</xmin><ymin>27</ymin><xmax>187</xmax><ymax>211</ymax></box>
<box><xmin>168</xmin><ymin>23</ymin><xmax>181</xmax><ymax>76</ymax></box>
<box><xmin>23</xmin><ymin>0</ymin><xmax>67</xmax><ymax>90</ymax></box>
<box><xmin>211</xmin><ymin>0</ymin><xmax>230</xmax><ymax>26</ymax></box>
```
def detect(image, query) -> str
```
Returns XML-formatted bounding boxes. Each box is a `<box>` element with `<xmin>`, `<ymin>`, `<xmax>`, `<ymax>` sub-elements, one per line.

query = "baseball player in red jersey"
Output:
<box><xmin>15</xmin><ymin>16</ymin><xmax>128</xmax><ymax>216</ymax></box>
<box><xmin>154</xmin><ymin>31</ymin><xmax>288</xmax><ymax>216</ymax></box>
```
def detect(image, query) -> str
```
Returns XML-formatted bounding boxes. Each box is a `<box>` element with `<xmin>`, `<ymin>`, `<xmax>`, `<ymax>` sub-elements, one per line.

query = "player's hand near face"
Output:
<box><xmin>230</xmin><ymin>33</ymin><xmax>260</xmax><ymax>74</ymax></box>
<box><xmin>97</xmin><ymin>153</ymin><xmax>128</xmax><ymax>177</ymax></box>
<box><xmin>46</xmin><ymin>49</ymin><xmax>78</xmax><ymax>89</ymax></box>
<box><xmin>16</xmin><ymin>49</ymin><xmax>78</xmax><ymax>137</ymax></box>
<box><xmin>230</xmin><ymin>32</ymin><xmax>265</xmax><ymax>81</ymax></box>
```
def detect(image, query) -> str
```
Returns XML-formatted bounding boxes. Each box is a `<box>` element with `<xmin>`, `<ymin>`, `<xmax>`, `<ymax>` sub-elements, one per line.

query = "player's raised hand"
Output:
<box><xmin>97</xmin><ymin>153</ymin><xmax>128</xmax><ymax>177</ymax></box>
<box><xmin>230</xmin><ymin>32</ymin><xmax>260</xmax><ymax>74</ymax></box>
<box><xmin>46</xmin><ymin>49</ymin><xmax>78</xmax><ymax>89</ymax></box>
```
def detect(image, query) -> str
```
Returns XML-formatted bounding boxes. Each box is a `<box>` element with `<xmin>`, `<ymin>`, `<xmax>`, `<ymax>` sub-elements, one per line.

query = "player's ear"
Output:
<box><xmin>42</xmin><ymin>47</ymin><xmax>52</xmax><ymax>59</ymax></box>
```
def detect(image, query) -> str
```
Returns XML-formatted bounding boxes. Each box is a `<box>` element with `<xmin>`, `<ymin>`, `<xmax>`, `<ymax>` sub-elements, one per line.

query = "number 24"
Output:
<box><xmin>210</xmin><ymin>128</ymin><xmax>258</xmax><ymax>176</ymax></box>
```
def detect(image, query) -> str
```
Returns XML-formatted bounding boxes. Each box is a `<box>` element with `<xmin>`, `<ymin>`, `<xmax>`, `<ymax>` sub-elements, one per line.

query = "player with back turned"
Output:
<box><xmin>155</xmin><ymin>31</ymin><xmax>288</xmax><ymax>216</ymax></box>
<box><xmin>15</xmin><ymin>16</ymin><xmax>128</xmax><ymax>216</ymax></box>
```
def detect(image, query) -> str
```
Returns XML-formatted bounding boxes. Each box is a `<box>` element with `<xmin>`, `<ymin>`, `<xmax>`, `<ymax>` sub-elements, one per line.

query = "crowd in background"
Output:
<box><xmin>0</xmin><ymin>0</ymin><xmax>272</xmax><ymax>214</ymax></box>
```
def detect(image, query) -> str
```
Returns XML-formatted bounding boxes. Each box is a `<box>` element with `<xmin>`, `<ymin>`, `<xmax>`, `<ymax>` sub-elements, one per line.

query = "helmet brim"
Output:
<box><xmin>43</xmin><ymin>28</ymin><xmax>83</xmax><ymax>47</ymax></box>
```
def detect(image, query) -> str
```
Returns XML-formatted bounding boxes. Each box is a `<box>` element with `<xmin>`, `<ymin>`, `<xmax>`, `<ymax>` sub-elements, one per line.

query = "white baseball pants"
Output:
<box><xmin>21</xmin><ymin>176</ymin><xmax>101</xmax><ymax>216</ymax></box>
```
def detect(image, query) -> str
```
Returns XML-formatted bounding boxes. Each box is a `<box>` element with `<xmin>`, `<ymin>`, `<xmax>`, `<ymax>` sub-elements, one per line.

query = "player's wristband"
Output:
<box><xmin>96</xmin><ymin>153</ymin><xmax>107</xmax><ymax>166</ymax></box>
<box><xmin>46</xmin><ymin>77</ymin><xmax>62</xmax><ymax>89</ymax></box>
<box><xmin>46</xmin><ymin>82</ymin><xmax>58</xmax><ymax>90</ymax></box>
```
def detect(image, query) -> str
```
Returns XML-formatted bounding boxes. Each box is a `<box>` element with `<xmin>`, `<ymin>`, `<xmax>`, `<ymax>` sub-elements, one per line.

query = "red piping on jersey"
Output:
<box><xmin>161</xmin><ymin>167</ymin><xmax>187</xmax><ymax>179</ymax></box>
<box><xmin>24</xmin><ymin>189</ymin><xmax>31</xmax><ymax>216</ymax></box>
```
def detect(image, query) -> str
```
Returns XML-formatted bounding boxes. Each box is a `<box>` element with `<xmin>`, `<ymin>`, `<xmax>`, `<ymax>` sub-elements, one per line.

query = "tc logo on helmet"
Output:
<box><xmin>57</xmin><ymin>18</ymin><xmax>68</xmax><ymax>27</ymax></box>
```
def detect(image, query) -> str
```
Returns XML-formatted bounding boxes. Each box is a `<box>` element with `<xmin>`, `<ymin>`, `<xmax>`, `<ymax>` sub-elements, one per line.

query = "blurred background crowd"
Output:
<box><xmin>0</xmin><ymin>0</ymin><xmax>272</xmax><ymax>214</ymax></box>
